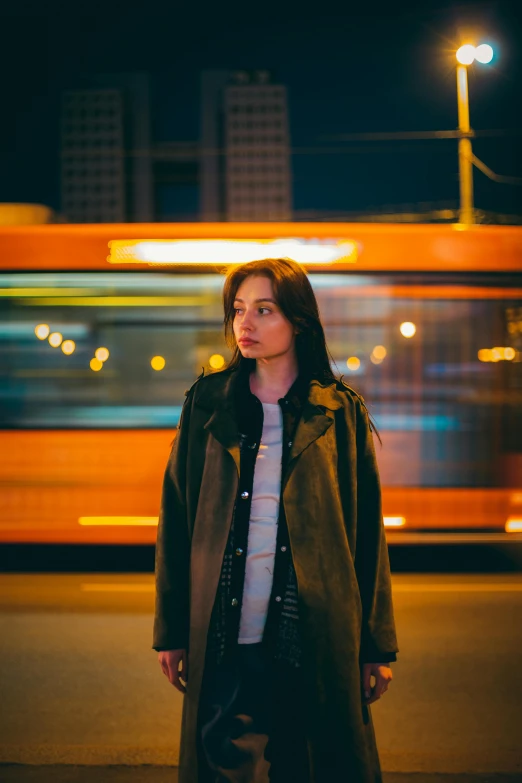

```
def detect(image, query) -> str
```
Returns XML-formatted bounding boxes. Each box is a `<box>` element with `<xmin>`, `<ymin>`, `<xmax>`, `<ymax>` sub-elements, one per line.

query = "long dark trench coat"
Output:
<box><xmin>152</xmin><ymin>366</ymin><xmax>399</xmax><ymax>783</ymax></box>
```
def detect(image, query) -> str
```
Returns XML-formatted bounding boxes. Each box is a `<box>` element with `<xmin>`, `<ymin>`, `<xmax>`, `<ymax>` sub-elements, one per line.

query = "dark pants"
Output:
<box><xmin>198</xmin><ymin>642</ymin><xmax>310</xmax><ymax>783</ymax></box>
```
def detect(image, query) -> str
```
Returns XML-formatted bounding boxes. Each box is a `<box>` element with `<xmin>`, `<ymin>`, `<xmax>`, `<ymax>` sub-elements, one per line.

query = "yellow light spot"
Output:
<box><xmin>399</xmin><ymin>322</ymin><xmax>416</xmax><ymax>338</ymax></box>
<box><xmin>372</xmin><ymin>345</ymin><xmax>387</xmax><ymax>360</ymax></box>
<box><xmin>209</xmin><ymin>353</ymin><xmax>225</xmax><ymax>369</ymax></box>
<box><xmin>95</xmin><ymin>347</ymin><xmax>109</xmax><ymax>362</ymax></box>
<box><xmin>384</xmin><ymin>516</ymin><xmax>406</xmax><ymax>527</ymax></box>
<box><xmin>79</xmin><ymin>516</ymin><xmax>158</xmax><ymax>526</ymax></box>
<box><xmin>48</xmin><ymin>331</ymin><xmax>63</xmax><ymax>347</ymax></box>
<box><xmin>347</xmin><ymin>356</ymin><xmax>360</xmax><ymax>371</ymax></box>
<box><xmin>90</xmin><ymin>357</ymin><xmax>103</xmax><ymax>371</ymax></box>
<box><xmin>479</xmin><ymin>347</ymin><xmax>516</xmax><ymax>362</ymax></box>
<box><xmin>151</xmin><ymin>355</ymin><xmax>166</xmax><ymax>371</ymax></box>
<box><xmin>456</xmin><ymin>44</ymin><xmax>476</xmax><ymax>65</ymax></box>
<box><xmin>19</xmin><ymin>295</ymin><xmax>213</xmax><ymax>307</ymax></box>
<box><xmin>35</xmin><ymin>323</ymin><xmax>50</xmax><ymax>339</ymax></box>
<box><xmin>81</xmin><ymin>583</ymin><xmax>155</xmax><ymax>592</ymax></box>
<box><xmin>61</xmin><ymin>339</ymin><xmax>76</xmax><ymax>355</ymax></box>
<box><xmin>505</xmin><ymin>518</ymin><xmax>522</xmax><ymax>533</ymax></box>
<box><xmin>370</xmin><ymin>354</ymin><xmax>383</xmax><ymax>365</ymax></box>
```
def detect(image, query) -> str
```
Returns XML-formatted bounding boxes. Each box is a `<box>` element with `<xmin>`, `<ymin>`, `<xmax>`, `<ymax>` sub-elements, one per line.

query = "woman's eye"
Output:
<box><xmin>233</xmin><ymin>307</ymin><xmax>271</xmax><ymax>315</ymax></box>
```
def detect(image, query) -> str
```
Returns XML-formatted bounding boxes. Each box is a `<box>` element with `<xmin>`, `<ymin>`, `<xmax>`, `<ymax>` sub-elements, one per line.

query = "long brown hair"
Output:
<box><xmin>221</xmin><ymin>257</ymin><xmax>382</xmax><ymax>445</ymax></box>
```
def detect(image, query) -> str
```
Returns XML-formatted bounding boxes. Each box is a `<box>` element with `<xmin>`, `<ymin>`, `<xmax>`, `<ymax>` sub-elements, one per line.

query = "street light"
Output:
<box><xmin>455</xmin><ymin>43</ymin><xmax>494</xmax><ymax>224</ymax></box>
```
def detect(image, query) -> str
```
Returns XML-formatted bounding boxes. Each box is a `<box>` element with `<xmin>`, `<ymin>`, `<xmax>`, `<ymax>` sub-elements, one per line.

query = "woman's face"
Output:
<box><xmin>232</xmin><ymin>275</ymin><xmax>297</xmax><ymax>362</ymax></box>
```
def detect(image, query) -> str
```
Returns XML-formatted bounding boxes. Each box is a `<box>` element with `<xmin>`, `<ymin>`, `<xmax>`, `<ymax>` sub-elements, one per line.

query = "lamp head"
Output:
<box><xmin>475</xmin><ymin>44</ymin><xmax>494</xmax><ymax>64</ymax></box>
<box><xmin>456</xmin><ymin>44</ymin><xmax>476</xmax><ymax>65</ymax></box>
<box><xmin>456</xmin><ymin>42</ymin><xmax>494</xmax><ymax>65</ymax></box>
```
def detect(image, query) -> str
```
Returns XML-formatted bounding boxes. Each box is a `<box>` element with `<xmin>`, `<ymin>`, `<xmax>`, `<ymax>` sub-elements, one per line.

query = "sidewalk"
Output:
<box><xmin>1</xmin><ymin>768</ymin><xmax>521</xmax><ymax>783</ymax></box>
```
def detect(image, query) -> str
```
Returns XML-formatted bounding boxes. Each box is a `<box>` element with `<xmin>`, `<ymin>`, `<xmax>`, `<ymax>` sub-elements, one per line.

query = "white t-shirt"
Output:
<box><xmin>238</xmin><ymin>402</ymin><xmax>283</xmax><ymax>644</ymax></box>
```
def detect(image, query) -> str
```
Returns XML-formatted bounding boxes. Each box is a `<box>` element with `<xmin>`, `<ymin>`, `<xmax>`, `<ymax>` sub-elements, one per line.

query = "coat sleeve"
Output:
<box><xmin>353</xmin><ymin>396</ymin><xmax>399</xmax><ymax>665</ymax></box>
<box><xmin>152</xmin><ymin>386</ymin><xmax>195</xmax><ymax>652</ymax></box>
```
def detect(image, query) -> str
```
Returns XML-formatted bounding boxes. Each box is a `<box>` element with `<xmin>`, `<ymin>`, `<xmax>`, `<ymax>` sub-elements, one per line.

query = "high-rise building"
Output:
<box><xmin>60</xmin><ymin>72</ymin><xmax>153</xmax><ymax>223</ymax></box>
<box><xmin>200</xmin><ymin>70</ymin><xmax>292</xmax><ymax>222</ymax></box>
<box><xmin>61</xmin><ymin>88</ymin><xmax>126</xmax><ymax>223</ymax></box>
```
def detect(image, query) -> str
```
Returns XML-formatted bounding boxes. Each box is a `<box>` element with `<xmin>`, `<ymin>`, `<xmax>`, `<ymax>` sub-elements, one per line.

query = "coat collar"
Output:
<box><xmin>197</xmin><ymin>363</ymin><xmax>344</xmax><ymax>477</ymax></box>
<box><xmin>194</xmin><ymin>362</ymin><xmax>344</xmax><ymax>413</ymax></box>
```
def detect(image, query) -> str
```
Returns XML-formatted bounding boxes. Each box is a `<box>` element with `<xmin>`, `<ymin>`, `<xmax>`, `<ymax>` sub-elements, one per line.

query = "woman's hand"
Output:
<box><xmin>361</xmin><ymin>662</ymin><xmax>392</xmax><ymax>705</ymax></box>
<box><xmin>158</xmin><ymin>649</ymin><xmax>188</xmax><ymax>694</ymax></box>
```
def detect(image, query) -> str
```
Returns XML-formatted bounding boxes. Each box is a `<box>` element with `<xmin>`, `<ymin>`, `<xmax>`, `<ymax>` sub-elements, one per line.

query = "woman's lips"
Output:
<box><xmin>238</xmin><ymin>338</ymin><xmax>257</xmax><ymax>345</ymax></box>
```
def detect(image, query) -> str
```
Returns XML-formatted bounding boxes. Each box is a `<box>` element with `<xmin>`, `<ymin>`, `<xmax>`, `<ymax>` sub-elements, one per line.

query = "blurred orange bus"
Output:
<box><xmin>1</xmin><ymin>221</ymin><xmax>521</xmax><ymax>545</ymax></box>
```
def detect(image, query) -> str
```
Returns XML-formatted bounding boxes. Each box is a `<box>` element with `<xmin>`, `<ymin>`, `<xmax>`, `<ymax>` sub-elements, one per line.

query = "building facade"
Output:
<box><xmin>200</xmin><ymin>70</ymin><xmax>292</xmax><ymax>222</ymax></box>
<box><xmin>61</xmin><ymin>69</ymin><xmax>291</xmax><ymax>223</ymax></box>
<box><xmin>60</xmin><ymin>72</ymin><xmax>153</xmax><ymax>223</ymax></box>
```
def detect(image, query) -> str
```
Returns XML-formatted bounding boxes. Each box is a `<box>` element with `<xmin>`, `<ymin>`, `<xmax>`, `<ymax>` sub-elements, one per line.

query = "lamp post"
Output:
<box><xmin>455</xmin><ymin>43</ymin><xmax>494</xmax><ymax>224</ymax></box>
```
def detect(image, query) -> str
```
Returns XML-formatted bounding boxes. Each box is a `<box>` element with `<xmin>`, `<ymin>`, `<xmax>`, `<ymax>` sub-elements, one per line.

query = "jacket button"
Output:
<box><xmin>235</xmin><ymin>548</ymin><xmax>244</xmax><ymax>556</ymax></box>
<box><xmin>249</xmin><ymin>442</ymin><xmax>257</xmax><ymax>449</ymax></box>
<box><xmin>280</xmin><ymin>546</ymin><xmax>287</xmax><ymax>552</ymax></box>
<box><xmin>231</xmin><ymin>598</ymin><xmax>238</xmax><ymax>606</ymax></box>
<box><xmin>241</xmin><ymin>491</ymin><xmax>249</xmax><ymax>499</ymax></box>
<box><xmin>287</xmin><ymin>441</ymin><xmax>292</xmax><ymax>447</ymax></box>
<box><xmin>275</xmin><ymin>596</ymin><xmax>282</xmax><ymax>602</ymax></box>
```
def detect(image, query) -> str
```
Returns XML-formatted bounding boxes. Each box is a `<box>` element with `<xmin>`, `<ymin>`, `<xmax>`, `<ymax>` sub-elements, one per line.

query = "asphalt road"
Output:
<box><xmin>1</xmin><ymin>572</ymin><xmax>521</xmax><ymax>780</ymax></box>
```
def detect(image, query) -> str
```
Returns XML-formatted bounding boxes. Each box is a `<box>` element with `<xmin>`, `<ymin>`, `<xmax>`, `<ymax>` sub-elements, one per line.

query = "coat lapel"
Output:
<box><xmin>203</xmin><ymin>408</ymin><xmax>241</xmax><ymax>476</ymax></box>
<box><xmin>287</xmin><ymin>380</ymin><xmax>344</xmax><ymax>463</ymax></box>
<box><xmin>196</xmin><ymin>370</ymin><xmax>241</xmax><ymax>477</ymax></box>
<box><xmin>196</xmin><ymin>368</ymin><xmax>344</xmax><ymax>479</ymax></box>
<box><xmin>289</xmin><ymin>403</ymin><xmax>333</xmax><ymax>463</ymax></box>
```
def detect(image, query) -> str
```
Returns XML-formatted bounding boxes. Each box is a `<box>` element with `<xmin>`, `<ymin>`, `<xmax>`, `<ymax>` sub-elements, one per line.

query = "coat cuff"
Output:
<box><xmin>151</xmin><ymin>632</ymin><xmax>189</xmax><ymax>652</ymax></box>
<box><xmin>363</xmin><ymin>652</ymin><xmax>397</xmax><ymax>663</ymax></box>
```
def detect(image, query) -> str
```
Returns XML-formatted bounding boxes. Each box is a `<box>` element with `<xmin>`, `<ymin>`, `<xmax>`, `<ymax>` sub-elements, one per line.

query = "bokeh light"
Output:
<box><xmin>35</xmin><ymin>324</ymin><xmax>50</xmax><ymax>340</ymax></box>
<box><xmin>372</xmin><ymin>345</ymin><xmax>387</xmax><ymax>360</ymax></box>
<box><xmin>61</xmin><ymin>340</ymin><xmax>75</xmax><ymax>355</ymax></box>
<box><xmin>346</xmin><ymin>356</ymin><xmax>360</xmax><ymax>371</ymax></box>
<box><xmin>478</xmin><ymin>346</ymin><xmax>515</xmax><ymax>362</ymax></box>
<box><xmin>90</xmin><ymin>358</ymin><xmax>103</xmax><ymax>372</ymax></box>
<box><xmin>151</xmin><ymin>355</ymin><xmax>166</xmax><ymax>371</ymax></box>
<box><xmin>48</xmin><ymin>331</ymin><xmax>63</xmax><ymax>347</ymax></box>
<box><xmin>95</xmin><ymin>347</ymin><xmax>109</xmax><ymax>362</ymax></box>
<box><xmin>399</xmin><ymin>322</ymin><xmax>416</xmax><ymax>338</ymax></box>
<box><xmin>209</xmin><ymin>353</ymin><xmax>225</xmax><ymax>369</ymax></box>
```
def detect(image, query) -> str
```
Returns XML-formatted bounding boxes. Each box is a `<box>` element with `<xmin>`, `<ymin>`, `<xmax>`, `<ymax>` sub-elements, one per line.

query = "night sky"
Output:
<box><xmin>1</xmin><ymin>0</ymin><xmax>521</xmax><ymax>219</ymax></box>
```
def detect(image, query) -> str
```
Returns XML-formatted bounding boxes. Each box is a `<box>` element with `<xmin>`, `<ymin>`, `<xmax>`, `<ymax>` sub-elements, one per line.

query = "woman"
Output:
<box><xmin>153</xmin><ymin>257</ymin><xmax>399</xmax><ymax>783</ymax></box>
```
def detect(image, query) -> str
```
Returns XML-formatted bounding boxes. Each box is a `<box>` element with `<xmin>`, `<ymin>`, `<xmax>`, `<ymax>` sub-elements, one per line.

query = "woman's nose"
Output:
<box><xmin>239</xmin><ymin>312</ymin><xmax>254</xmax><ymax>329</ymax></box>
